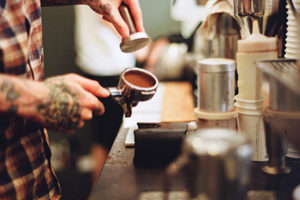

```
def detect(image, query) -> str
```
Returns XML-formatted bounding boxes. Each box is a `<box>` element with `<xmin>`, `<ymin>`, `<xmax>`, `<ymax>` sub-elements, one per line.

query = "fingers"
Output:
<box><xmin>64</xmin><ymin>74</ymin><xmax>107</xmax><ymax>116</ymax></box>
<box><xmin>90</xmin><ymin>1</ymin><xmax>130</xmax><ymax>38</ymax></box>
<box><xmin>88</xmin><ymin>0</ymin><xmax>144</xmax><ymax>38</ymax></box>
<box><xmin>81</xmin><ymin>92</ymin><xmax>106</xmax><ymax>116</ymax></box>
<box><xmin>64</xmin><ymin>121</ymin><xmax>84</xmax><ymax>135</ymax></box>
<box><xmin>66</xmin><ymin>74</ymin><xmax>110</xmax><ymax>98</ymax></box>
<box><xmin>41</xmin><ymin>75</ymin><xmax>110</xmax><ymax>134</ymax></box>
<box><xmin>61</xmin><ymin>103</ymin><xmax>102</xmax><ymax>134</ymax></box>
<box><xmin>81</xmin><ymin>108</ymin><xmax>93</xmax><ymax>120</ymax></box>
<box><xmin>79</xmin><ymin>121</ymin><xmax>85</xmax><ymax>129</ymax></box>
<box><xmin>124</xmin><ymin>0</ymin><xmax>145</xmax><ymax>32</ymax></box>
<box><xmin>103</xmin><ymin>8</ymin><xmax>130</xmax><ymax>38</ymax></box>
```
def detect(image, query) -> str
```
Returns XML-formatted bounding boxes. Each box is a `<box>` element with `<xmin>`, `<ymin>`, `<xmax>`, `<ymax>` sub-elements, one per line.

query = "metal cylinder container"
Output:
<box><xmin>196</xmin><ymin>58</ymin><xmax>236</xmax><ymax>112</ymax></box>
<box><xmin>233</xmin><ymin>0</ymin><xmax>265</xmax><ymax>17</ymax></box>
<box><xmin>268</xmin><ymin>77</ymin><xmax>300</xmax><ymax>111</ymax></box>
<box><xmin>182</xmin><ymin>128</ymin><xmax>252</xmax><ymax>200</ymax></box>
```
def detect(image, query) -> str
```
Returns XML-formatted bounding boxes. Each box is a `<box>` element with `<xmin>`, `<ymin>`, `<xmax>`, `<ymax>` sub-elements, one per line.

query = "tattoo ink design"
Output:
<box><xmin>41</xmin><ymin>0</ymin><xmax>82</xmax><ymax>6</ymax></box>
<box><xmin>1</xmin><ymin>79</ymin><xmax>20</xmax><ymax>113</ymax></box>
<box><xmin>1</xmin><ymin>79</ymin><xmax>20</xmax><ymax>102</ymax></box>
<box><xmin>37</xmin><ymin>81</ymin><xmax>82</xmax><ymax>132</ymax></box>
<box><xmin>100</xmin><ymin>3</ymin><xmax>112</xmax><ymax>17</ymax></box>
<box><xmin>9</xmin><ymin>105</ymin><xmax>19</xmax><ymax>114</ymax></box>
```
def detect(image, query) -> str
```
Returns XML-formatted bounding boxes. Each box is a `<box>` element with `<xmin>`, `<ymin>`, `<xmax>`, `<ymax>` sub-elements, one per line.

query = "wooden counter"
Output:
<box><xmin>161</xmin><ymin>82</ymin><xmax>195</xmax><ymax>122</ymax></box>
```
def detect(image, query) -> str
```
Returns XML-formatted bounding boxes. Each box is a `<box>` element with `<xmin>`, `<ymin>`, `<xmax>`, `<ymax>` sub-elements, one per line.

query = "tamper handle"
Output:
<box><xmin>119</xmin><ymin>3</ymin><xmax>136</xmax><ymax>34</ymax></box>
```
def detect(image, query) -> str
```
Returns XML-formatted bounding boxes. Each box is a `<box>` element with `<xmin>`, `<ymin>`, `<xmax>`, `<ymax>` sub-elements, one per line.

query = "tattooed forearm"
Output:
<box><xmin>1</xmin><ymin>79</ymin><xmax>20</xmax><ymax>102</ymax></box>
<box><xmin>37</xmin><ymin>80</ymin><xmax>82</xmax><ymax>132</ymax></box>
<box><xmin>41</xmin><ymin>0</ymin><xmax>86</xmax><ymax>6</ymax></box>
<box><xmin>99</xmin><ymin>3</ymin><xmax>112</xmax><ymax>16</ymax></box>
<box><xmin>0</xmin><ymin>78</ymin><xmax>20</xmax><ymax>113</ymax></box>
<box><xmin>88</xmin><ymin>1</ymin><xmax>113</xmax><ymax>17</ymax></box>
<box><xmin>41</xmin><ymin>0</ymin><xmax>113</xmax><ymax>19</ymax></box>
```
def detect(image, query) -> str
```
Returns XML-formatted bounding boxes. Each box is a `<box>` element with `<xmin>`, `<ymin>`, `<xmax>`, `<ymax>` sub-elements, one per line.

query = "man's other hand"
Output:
<box><xmin>88</xmin><ymin>0</ymin><xmax>145</xmax><ymax>38</ymax></box>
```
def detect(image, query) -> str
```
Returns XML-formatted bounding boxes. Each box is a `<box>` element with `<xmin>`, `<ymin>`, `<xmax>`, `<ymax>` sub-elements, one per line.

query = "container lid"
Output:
<box><xmin>183</xmin><ymin>128</ymin><xmax>250</xmax><ymax>156</ymax></box>
<box><xmin>194</xmin><ymin>108</ymin><xmax>238</xmax><ymax>120</ymax></box>
<box><xmin>197</xmin><ymin>58</ymin><xmax>236</xmax><ymax>72</ymax></box>
<box><xmin>238</xmin><ymin>34</ymin><xmax>277</xmax><ymax>53</ymax></box>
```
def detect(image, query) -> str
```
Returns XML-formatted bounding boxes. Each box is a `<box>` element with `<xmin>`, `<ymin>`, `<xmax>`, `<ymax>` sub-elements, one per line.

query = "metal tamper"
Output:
<box><xmin>119</xmin><ymin>3</ymin><xmax>150</xmax><ymax>52</ymax></box>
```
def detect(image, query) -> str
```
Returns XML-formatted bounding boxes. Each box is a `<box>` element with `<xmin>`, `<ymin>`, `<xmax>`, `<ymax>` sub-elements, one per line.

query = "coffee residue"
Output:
<box><xmin>124</xmin><ymin>70</ymin><xmax>156</xmax><ymax>88</ymax></box>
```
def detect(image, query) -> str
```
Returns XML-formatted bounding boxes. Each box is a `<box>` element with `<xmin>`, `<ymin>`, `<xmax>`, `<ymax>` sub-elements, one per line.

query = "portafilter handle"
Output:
<box><xmin>107</xmin><ymin>87</ymin><xmax>133</xmax><ymax>117</ymax></box>
<box><xmin>107</xmin><ymin>87</ymin><xmax>122</xmax><ymax>99</ymax></box>
<box><xmin>106</xmin><ymin>67</ymin><xmax>158</xmax><ymax>117</ymax></box>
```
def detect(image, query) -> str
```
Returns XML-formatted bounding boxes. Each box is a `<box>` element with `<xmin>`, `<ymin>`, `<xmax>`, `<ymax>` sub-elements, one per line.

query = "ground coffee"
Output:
<box><xmin>124</xmin><ymin>70</ymin><xmax>156</xmax><ymax>88</ymax></box>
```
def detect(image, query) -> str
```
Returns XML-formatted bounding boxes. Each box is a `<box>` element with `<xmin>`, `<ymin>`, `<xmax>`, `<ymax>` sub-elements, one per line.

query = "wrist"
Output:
<box><xmin>82</xmin><ymin>0</ymin><xmax>93</xmax><ymax>5</ymax></box>
<box><xmin>15</xmin><ymin>80</ymin><xmax>50</xmax><ymax>121</ymax></box>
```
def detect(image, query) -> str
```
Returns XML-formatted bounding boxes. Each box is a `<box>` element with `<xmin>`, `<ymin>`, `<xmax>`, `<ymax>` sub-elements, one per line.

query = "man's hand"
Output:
<box><xmin>0</xmin><ymin>74</ymin><xmax>110</xmax><ymax>134</ymax></box>
<box><xmin>87</xmin><ymin>0</ymin><xmax>145</xmax><ymax>38</ymax></box>
<box><xmin>38</xmin><ymin>74</ymin><xmax>110</xmax><ymax>133</ymax></box>
<box><xmin>41</xmin><ymin>0</ymin><xmax>145</xmax><ymax>39</ymax></box>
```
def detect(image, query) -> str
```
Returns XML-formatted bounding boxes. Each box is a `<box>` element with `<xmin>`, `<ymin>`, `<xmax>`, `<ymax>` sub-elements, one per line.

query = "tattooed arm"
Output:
<box><xmin>41</xmin><ymin>0</ymin><xmax>145</xmax><ymax>38</ymax></box>
<box><xmin>41</xmin><ymin>0</ymin><xmax>85</xmax><ymax>6</ymax></box>
<box><xmin>0</xmin><ymin>73</ymin><xmax>110</xmax><ymax>133</ymax></box>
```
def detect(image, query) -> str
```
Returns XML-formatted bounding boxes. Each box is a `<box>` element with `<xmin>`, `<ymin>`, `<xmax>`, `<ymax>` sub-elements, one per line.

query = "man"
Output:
<box><xmin>0</xmin><ymin>0</ymin><xmax>145</xmax><ymax>199</ymax></box>
<box><xmin>74</xmin><ymin>5</ymin><xmax>135</xmax><ymax>185</ymax></box>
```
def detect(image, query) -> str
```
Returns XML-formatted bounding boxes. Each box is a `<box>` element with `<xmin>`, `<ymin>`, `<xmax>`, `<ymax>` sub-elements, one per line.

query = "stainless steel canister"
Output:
<box><xmin>233</xmin><ymin>0</ymin><xmax>265</xmax><ymax>17</ymax></box>
<box><xmin>218</xmin><ymin>13</ymin><xmax>239</xmax><ymax>60</ymax></box>
<box><xmin>168</xmin><ymin>128</ymin><xmax>252</xmax><ymax>200</ymax></box>
<box><xmin>268</xmin><ymin>77</ymin><xmax>300</xmax><ymax>111</ymax></box>
<box><xmin>196</xmin><ymin>58</ymin><xmax>236</xmax><ymax>112</ymax></box>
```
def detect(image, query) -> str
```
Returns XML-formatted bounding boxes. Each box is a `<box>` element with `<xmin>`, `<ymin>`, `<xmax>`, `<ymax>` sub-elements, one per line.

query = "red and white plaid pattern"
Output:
<box><xmin>0</xmin><ymin>0</ymin><xmax>61</xmax><ymax>199</ymax></box>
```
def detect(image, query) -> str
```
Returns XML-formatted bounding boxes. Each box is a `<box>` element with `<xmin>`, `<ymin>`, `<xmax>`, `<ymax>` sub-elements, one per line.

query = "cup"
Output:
<box><xmin>166</xmin><ymin>128</ymin><xmax>252</xmax><ymax>200</ymax></box>
<box><xmin>235</xmin><ymin>97</ymin><xmax>268</xmax><ymax>161</ymax></box>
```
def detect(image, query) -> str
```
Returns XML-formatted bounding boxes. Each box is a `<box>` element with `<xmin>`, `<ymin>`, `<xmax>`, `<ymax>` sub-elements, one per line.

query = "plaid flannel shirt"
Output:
<box><xmin>0</xmin><ymin>0</ymin><xmax>61</xmax><ymax>199</ymax></box>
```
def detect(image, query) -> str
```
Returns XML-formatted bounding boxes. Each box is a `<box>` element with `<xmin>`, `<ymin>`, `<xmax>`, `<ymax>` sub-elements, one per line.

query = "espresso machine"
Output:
<box><xmin>160</xmin><ymin>0</ymin><xmax>300</xmax><ymax>199</ymax></box>
<box><xmin>253</xmin><ymin>0</ymin><xmax>300</xmax><ymax>174</ymax></box>
<box><xmin>256</xmin><ymin>58</ymin><xmax>300</xmax><ymax>174</ymax></box>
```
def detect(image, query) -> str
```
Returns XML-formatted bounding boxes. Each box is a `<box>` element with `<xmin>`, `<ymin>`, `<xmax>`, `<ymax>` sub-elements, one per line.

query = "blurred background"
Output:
<box><xmin>42</xmin><ymin>1</ymin><xmax>182</xmax><ymax>199</ymax></box>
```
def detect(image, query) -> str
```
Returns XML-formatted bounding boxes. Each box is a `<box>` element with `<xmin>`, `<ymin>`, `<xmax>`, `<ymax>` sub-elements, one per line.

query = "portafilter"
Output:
<box><xmin>107</xmin><ymin>67</ymin><xmax>158</xmax><ymax>117</ymax></box>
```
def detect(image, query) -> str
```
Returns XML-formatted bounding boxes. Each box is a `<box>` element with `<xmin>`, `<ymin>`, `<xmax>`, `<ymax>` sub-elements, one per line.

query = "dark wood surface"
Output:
<box><xmin>89</xmin><ymin>128</ymin><xmax>300</xmax><ymax>200</ymax></box>
<box><xmin>89</xmin><ymin>127</ymin><xmax>186</xmax><ymax>200</ymax></box>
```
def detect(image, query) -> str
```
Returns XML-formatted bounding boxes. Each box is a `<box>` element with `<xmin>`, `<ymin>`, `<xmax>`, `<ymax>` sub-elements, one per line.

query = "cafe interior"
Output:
<box><xmin>42</xmin><ymin>0</ymin><xmax>300</xmax><ymax>199</ymax></box>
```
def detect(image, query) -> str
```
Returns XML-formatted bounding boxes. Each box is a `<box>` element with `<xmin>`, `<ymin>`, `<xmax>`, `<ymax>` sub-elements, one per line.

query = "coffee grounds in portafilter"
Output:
<box><xmin>124</xmin><ymin>70</ymin><xmax>156</xmax><ymax>88</ymax></box>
